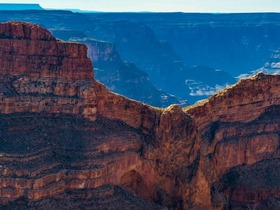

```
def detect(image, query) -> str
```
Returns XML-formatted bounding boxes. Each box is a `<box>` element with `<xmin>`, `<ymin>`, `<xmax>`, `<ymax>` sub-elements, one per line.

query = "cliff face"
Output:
<box><xmin>84</xmin><ymin>20</ymin><xmax>189</xmax><ymax>98</ymax></box>
<box><xmin>0</xmin><ymin>22</ymin><xmax>279</xmax><ymax>210</ymax></box>
<box><xmin>81</xmin><ymin>38</ymin><xmax>183</xmax><ymax>107</ymax></box>
<box><xmin>0</xmin><ymin>22</ymin><xmax>93</xmax><ymax>80</ymax></box>
<box><xmin>117</xmin><ymin>13</ymin><xmax>280</xmax><ymax>76</ymax></box>
<box><xmin>0</xmin><ymin>22</ymin><xmax>195</xmax><ymax>209</ymax></box>
<box><xmin>50</xmin><ymin>29</ymin><xmax>183</xmax><ymax>107</ymax></box>
<box><xmin>185</xmin><ymin>73</ymin><xmax>280</xmax><ymax>209</ymax></box>
<box><xmin>2</xmin><ymin>11</ymin><xmax>280</xmax><ymax>105</ymax></box>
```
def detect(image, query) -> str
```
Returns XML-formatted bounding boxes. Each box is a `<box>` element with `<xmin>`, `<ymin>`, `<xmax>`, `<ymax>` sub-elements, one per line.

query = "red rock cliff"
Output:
<box><xmin>184</xmin><ymin>73</ymin><xmax>280</xmax><ymax>209</ymax></box>
<box><xmin>0</xmin><ymin>22</ymin><xmax>279</xmax><ymax>210</ymax></box>
<box><xmin>0</xmin><ymin>22</ymin><xmax>93</xmax><ymax>79</ymax></box>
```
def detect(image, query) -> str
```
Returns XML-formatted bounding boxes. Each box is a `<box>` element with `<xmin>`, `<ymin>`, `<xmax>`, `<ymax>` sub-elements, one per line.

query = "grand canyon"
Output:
<box><xmin>0</xmin><ymin>21</ymin><xmax>279</xmax><ymax>210</ymax></box>
<box><xmin>0</xmin><ymin>9</ymin><xmax>280</xmax><ymax>106</ymax></box>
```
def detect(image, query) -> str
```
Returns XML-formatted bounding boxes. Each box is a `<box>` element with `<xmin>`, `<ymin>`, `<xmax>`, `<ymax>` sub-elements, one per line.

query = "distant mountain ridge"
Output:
<box><xmin>85</xmin><ymin>12</ymin><xmax>280</xmax><ymax>76</ymax></box>
<box><xmin>0</xmin><ymin>10</ymin><xmax>279</xmax><ymax>106</ymax></box>
<box><xmin>0</xmin><ymin>3</ymin><xmax>44</xmax><ymax>10</ymax></box>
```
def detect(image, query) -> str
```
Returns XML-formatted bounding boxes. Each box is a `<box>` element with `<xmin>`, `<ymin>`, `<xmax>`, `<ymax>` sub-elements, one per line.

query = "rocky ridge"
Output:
<box><xmin>79</xmin><ymin>37</ymin><xmax>183</xmax><ymax>107</ymax></box>
<box><xmin>184</xmin><ymin>73</ymin><xmax>280</xmax><ymax>209</ymax></box>
<box><xmin>50</xmin><ymin>29</ymin><xmax>182</xmax><ymax>107</ymax></box>
<box><xmin>1</xmin><ymin>12</ymin><xmax>280</xmax><ymax>104</ymax></box>
<box><xmin>0</xmin><ymin>22</ymin><xmax>279</xmax><ymax>210</ymax></box>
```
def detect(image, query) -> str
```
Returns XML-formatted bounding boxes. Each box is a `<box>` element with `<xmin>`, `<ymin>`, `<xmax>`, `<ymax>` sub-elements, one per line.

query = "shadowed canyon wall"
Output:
<box><xmin>0</xmin><ymin>22</ymin><xmax>279</xmax><ymax>210</ymax></box>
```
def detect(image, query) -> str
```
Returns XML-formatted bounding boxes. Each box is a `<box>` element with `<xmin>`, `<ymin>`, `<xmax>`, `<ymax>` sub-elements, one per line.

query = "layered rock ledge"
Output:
<box><xmin>0</xmin><ymin>22</ymin><xmax>279</xmax><ymax>210</ymax></box>
<box><xmin>0</xmin><ymin>22</ymin><xmax>93</xmax><ymax>80</ymax></box>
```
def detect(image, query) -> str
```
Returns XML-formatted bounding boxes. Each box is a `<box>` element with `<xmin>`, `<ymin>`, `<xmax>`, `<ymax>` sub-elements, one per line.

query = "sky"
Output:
<box><xmin>1</xmin><ymin>0</ymin><xmax>280</xmax><ymax>12</ymax></box>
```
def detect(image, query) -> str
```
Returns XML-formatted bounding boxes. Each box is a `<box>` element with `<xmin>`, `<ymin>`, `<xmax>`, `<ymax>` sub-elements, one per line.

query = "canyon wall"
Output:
<box><xmin>0</xmin><ymin>22</ymin><xmax>279</xmax><ymax>210</ymax></box>
<box><xmin>0</xmin><ymin>22</ymin><xmax>194</xmax><ymax>209</ymax></box>
<box><xmin>185</xmin><ymin>73</ymin><xmax>280</xmax><ymax>209</ymax></box>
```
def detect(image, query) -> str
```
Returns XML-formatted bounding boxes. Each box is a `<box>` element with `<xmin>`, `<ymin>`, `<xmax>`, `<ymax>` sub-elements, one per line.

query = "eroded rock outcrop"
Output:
<box><xmin>0</xmin><ymin>22</ymin><xmax>279</xmax><ymax>210</ymax></box>
<box><xmin>184</xmin><ymin>73</ymin><xmax>280</xmax><ymax>209</ymax></box>
<box><xmin>0</xmin><ymin>21</ymin><xmax>93</xmax><ymax>80</ymax></box>
<box><xmin>77</xmin><ymin>37</ymin><xmax>183</xmax><ymax>107</ymax></box>
<box><xmin>0</xmin><ymin>22</ymin><xmax>195</xmax><ymax>209</ymax></box>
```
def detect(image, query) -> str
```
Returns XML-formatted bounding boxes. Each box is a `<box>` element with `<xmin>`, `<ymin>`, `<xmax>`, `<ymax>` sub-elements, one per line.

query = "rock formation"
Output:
<box><xmin>184</xmin><ymin>73</ymin><xmax>280</xmax><ymax>209</ymax></box>
<box><xmin>79</xmin><ymin>37</ymin><xmax>183</xmax><ymax>107</ymax></box>
<box><xmin>1</xmin><ymin>11</ymin><xmax>280</xmax><ymax>105</ymax></box>
<box><xmin>49</xmin><ymin>29</ymin><xmax>183</xmax><ymax>107</ymax></box>
<box><xmin>0</xmin><ymin>21</ymin><xmax>279</xmax><ymax>210</ymax></box>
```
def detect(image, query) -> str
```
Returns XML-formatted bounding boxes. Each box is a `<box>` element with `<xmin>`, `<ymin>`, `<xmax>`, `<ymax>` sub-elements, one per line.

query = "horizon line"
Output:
<box><xmin>0</xmin><ymin>3</ymin><xmax>279</xmax><ymax>14</ymax></box>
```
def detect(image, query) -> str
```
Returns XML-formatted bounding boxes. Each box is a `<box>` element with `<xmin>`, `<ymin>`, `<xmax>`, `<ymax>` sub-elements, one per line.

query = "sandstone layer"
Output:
<box><xmin>0</xmin><ymin>22</ymin><xmax>279</xmax><ymax>210</ymax></box>
<box><xmin>184</xmin><ymin>73</ymin><xmax>280</xmax><ymax>209</ymax></box>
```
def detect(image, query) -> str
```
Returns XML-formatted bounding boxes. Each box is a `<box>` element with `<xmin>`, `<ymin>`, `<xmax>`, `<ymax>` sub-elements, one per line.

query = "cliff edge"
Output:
<box><xmin>0</xmin><ymin>22</ymin><xmax>279</xmax><ymax>210</ymax></box>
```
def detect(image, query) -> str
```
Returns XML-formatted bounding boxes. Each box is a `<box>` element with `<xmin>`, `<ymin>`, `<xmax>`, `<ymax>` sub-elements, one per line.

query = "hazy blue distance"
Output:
<box><xmin>0</xmin><ymin>0</ymin><xmax>280</xmax><ymax>12</ymax></box>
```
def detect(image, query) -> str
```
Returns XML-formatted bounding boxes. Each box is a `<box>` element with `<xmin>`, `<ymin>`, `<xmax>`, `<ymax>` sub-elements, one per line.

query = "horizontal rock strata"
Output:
<box><xmin>0</xmin><ymin>22</ymin><xmax>93</xmax><ymax>80</ymax></box>
<box><xmin>184</xmin><ymin>73</ymin><xmax>280</xmax><ymax>209</ymax></box>
<box><xmin>0</xmin><ymin>21</ymin><xmax>279</xmax><ymax>210</ymax></box>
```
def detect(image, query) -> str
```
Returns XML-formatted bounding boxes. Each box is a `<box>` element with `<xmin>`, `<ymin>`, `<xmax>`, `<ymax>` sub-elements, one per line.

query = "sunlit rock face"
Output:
<box><xmin>0</xmin><ymin>21</ymin><xmax>196</xmax><ymax>209</ymax></box>
<box><xmin>0</xmin><ymin>22</ymin><xmax>93</xmax><ymax>80</ymax></box>
<box><xmin>0</xmin><ymin>22</ymin><xmax>279</xmax><ymax>210</ymax></box>
<box><xmin>185</xmin><ymin>73</ymin><xmax>280</xmax><ymax>209</ymax></box>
